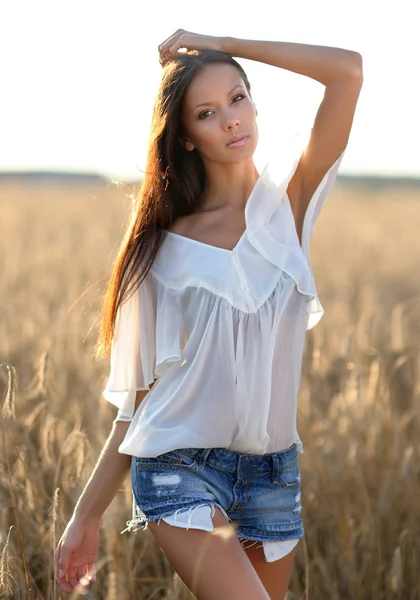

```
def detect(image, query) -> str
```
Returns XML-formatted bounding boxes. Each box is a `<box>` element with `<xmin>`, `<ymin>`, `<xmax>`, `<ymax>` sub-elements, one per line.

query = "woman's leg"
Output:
<box><xmin>147</xmin><ymin>506</ymin><xmax>271</xmax><ymax>600</ymax></box>
<box><xmin>243</xmin><ymin>541</ymin><xmax>298</xmax><ymax>600</ymax></box>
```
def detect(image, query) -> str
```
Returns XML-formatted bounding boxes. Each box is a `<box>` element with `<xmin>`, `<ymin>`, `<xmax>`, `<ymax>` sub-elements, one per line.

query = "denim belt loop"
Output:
<box><xmin>198</xmin><ymin>448</ymin><xmax>212</xmax><ymax>469</ymax></box>
<box><xmin>271</xmin><ymin>454</ymin><xmax>280</xmax><ymax>485</ymax></box>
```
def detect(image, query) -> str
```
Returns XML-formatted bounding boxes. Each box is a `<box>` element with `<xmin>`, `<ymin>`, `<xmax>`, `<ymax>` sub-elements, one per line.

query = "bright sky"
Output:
<box><xmin>1</xmin><ymin>0</ymin><xmax>419</xmax><ymax>181</ymax></box>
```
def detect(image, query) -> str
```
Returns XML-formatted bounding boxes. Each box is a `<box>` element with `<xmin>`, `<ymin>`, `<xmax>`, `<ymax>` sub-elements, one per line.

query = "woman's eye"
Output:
<box><xmin>198</xmin><ymin>109</ymin><xmax>213</xmax><ymax>120</ymax></box>
<box><xmin>198</xmin><ymin>94</ymin><xmax>245</xmax><ymax>120</ymax></box>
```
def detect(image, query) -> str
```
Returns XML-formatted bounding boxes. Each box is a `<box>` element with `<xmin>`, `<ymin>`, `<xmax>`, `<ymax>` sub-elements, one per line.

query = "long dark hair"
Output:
<box><xmin>95</xmin><ymin>49</ymin><xmax>253</xmax><ymax>359</ymax></box>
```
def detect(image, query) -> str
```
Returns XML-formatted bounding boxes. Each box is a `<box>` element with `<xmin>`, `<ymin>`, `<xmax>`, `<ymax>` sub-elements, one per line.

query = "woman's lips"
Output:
<box><xmin>226</xmin><ymin>135</ymin><xmax>250</xmax><ymax>148</ymax></box>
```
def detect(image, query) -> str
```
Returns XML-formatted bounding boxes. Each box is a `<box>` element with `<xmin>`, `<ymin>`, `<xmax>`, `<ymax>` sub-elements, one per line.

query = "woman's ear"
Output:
<box><xmin>178</xmin><ymin>134</ymin><xmax>195</xmax><ymax>151</ymax></box>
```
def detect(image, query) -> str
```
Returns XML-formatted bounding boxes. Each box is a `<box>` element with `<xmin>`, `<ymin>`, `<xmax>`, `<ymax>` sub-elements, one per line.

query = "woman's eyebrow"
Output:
<box><xmin>191</xmin><ymin>85</ymin><xmax>245</xmax><ymax>112</ymax></box>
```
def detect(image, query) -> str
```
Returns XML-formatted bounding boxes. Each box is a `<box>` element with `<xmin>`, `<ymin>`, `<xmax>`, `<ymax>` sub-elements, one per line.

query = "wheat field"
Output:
<box><xmin>0</xmin><ymin>176</ymin><xmax>419</xmax><ymax>599</ymax></box>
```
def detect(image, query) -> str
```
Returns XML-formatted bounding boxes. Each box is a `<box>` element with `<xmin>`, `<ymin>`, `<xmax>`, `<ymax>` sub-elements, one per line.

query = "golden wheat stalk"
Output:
<box><xmin>0</xmin><ymin>362</ymin><xmax>32</xmax><ymax>599</ymax></box>
<box><xmin>0</xmin><ymin>526</ymin><xmax>17</xmax><ymax>597</ymax></box>
<box><xmin>1</xmin><ymin>364</ymin><xmax>17</xmax><ymax>421</ymax></box>
<box><xmin>52</xmin><ymin>487</ymin><xmax>60</xmax><ymax>600</ymax></box>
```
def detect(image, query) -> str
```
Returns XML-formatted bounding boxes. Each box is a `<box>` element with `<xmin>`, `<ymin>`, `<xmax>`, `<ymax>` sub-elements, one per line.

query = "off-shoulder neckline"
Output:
<box><xmin>164</xmin><ymin>162</ymin><xmax>270</xmax><ymax>254</ymax></box>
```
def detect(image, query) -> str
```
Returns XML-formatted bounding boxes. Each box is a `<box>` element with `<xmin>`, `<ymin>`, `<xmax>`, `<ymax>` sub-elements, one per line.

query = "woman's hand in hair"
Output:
<box><xmin>158</xmin><ymin>29</ymin><xmax>225</xmax><ymax>66</ymax></box>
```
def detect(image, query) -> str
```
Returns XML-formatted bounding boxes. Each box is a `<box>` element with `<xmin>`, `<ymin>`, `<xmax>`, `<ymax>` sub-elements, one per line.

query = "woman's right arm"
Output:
<box><xmin>55</xmin><ymin>386</ymin><xmax>155</xmax><ymax>592</ymax></box>
<box><xmin>72</xmin><ymin>419</ymin><xmax>133</xmax><ymax>521</ymax></box>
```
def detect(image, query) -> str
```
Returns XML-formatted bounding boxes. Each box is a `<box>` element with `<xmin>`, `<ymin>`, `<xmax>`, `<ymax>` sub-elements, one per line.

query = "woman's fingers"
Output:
<box><xmin>56</xmin><ymin>543</ymin><xmax>71</xmax><ymax>577</ymax></box>
<box><xmin>157</xmin><ymin>30</ymin><xmax>221</xmax><ymax>66</ymax></box>
<box><xmin>53</xmin><ymin>518</ymin><xmax>99</xmax><ymax>592</ymax></box>
<box><xmin>77</xmin><ymin>564</ymin><xmax>94</xmax><ymax>588</ymax></box>
<box><xmin>158</xmin><ymin>29</ymin><xmax>188</xmax><ymax>64</ymax></box>
<box><xmin>56</xmin><ymin>564</ymin><xmax>94</xmax><ymax>593</ymax></box>
<box><xmin>167</xmin><ymin>34</ymin><xmax>188</xmax><ymax>55</ymax></box>
<box><xmin>56</xmin><ymin>575</ymin><xmax>73</xmax><ymax>594</ymax></box>
<box><xmin>158</xmin><ymin>30</ymin><xmax>182</xmax><ymax>56</ymax></box>
<box><xmin>55</xmin><ymin>545</ymin><xmax>72</xmax><ymax>590</ymax></box>
<box><xmin>56</xmin><ymin>569</ymin><xmax>74</xmax><ymax>593</ymax></box>
<box><xmin>158</xmin><ymin>28</ymin><xmax>185</xmax><ymax>53</ymax></box>
<box><xmin>67</xmin><ymin>567</ymin><xmax>80</xmax><ymax>589</ymax></box>
<box><xmin>86</xmin><ymin>561</ymin><xmax>96</xmax><ymax>582</ymax></box>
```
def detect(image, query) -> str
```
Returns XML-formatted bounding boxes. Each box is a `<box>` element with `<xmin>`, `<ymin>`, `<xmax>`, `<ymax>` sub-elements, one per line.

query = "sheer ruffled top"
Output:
<box><xmin>102</xmin><ymin>134</ymin><xmax>344</xmax><ymax>458</ymax></box>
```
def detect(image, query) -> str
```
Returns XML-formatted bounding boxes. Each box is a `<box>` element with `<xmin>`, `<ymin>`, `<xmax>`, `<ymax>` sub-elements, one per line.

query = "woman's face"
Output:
<box><xmin>180</xmin><ymin>62</ymin><xmax>258</xmax><ymax>165</ymax></box>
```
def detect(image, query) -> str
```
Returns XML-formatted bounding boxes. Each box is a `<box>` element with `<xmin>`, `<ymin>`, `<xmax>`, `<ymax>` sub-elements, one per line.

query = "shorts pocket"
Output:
<box><xmin>135</xmin><ymin>449</ymin><xmax>197</xmax><ymax>470</ymax></box>
<box><xmin>278</xmin><ymin>457</ymin><xmax>301</xmax><ymax>488</ymax></box>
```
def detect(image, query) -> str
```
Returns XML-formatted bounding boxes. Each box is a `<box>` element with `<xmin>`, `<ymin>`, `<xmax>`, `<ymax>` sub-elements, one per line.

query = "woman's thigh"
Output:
<box><xmin>130</xmin><ymin>445</ymin><xmax>303</xmax><ymax>598</ymax></box>
<box><xmin>243</xmin><ymin>541</ymin><xmax>298</xmax><ymax>600</ymax></box>
<box><xmin>148</xmin><ymin>506</ymin><xmax>271</xmax><ymax>600</ymax></box>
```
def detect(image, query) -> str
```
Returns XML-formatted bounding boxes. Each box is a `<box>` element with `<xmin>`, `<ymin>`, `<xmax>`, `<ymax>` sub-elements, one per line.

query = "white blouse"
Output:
<box><xmin>103</xmin><ymin>139</ymin><xmax>345</xmax><ymax>460</ymax></box>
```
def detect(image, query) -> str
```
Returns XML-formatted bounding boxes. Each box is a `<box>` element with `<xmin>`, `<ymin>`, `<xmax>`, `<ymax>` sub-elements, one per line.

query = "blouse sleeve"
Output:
<box><xmin>301</xmin><ymin>151</ymin><xmax>345</xmax><ymax>261</ymax></box>
<box><xmin>300</xmin><ymin>150</ymin><xmax>345</xmax><ymax>330</ymax></box>
<box><xmin>102</xmin><ymin>269</ymin><xmax>184</xmax><ymax>422</ymax></box>
<box><xmin>265</xmin><ymin>128</ymin><xmax>345</xmax><ymax>259</ymax></box>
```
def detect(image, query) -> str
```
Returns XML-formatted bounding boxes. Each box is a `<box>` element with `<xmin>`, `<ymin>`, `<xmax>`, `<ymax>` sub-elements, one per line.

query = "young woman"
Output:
<box><xmin>55</xmin><ymin>30</ymin><xmax>363</xmax><ymax>599</ymax></box>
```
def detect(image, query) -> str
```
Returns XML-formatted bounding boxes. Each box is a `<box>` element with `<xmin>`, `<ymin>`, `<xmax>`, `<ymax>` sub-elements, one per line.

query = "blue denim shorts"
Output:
<box><xmin>128</xmin><ymin>442</ymin><xmax>304</xmax><ymax>553</ymax></box>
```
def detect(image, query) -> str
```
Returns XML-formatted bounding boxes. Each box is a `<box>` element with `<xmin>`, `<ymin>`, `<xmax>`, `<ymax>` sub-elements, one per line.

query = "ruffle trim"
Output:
<box><xmin>150</xmin><ymin>129</ymin><xmax>344</xmax><ymax>329</ymax></box>
<box><xmin>102</xmin><ymin>271</ymin><xmax>184</xmax><ymax>420</ymax></box>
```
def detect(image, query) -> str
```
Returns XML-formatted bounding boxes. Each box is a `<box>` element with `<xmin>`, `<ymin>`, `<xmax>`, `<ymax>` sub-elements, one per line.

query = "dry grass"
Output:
<box><xmin>0</xmin><ymin>177</ymin><xmax>419</xmax><ymax>599</ymax></box>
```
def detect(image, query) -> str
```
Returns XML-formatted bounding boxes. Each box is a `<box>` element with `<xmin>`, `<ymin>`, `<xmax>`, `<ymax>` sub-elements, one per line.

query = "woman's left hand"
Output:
<box><xmin>158</xmin><ymin>29</ymin><xmax>225</xmax><ymax>66</ymax></box>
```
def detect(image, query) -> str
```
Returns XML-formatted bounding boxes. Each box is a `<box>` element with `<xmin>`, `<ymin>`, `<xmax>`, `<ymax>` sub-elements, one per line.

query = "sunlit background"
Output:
<box><xmin>1</xmin><ymin>3</ymin><xmax>420</xmax><ymax>598</ymax></box>
<box><xmin>1</xmin><ymin>0</ymin><xmax>419</xmax><ymax>181</ymax></box>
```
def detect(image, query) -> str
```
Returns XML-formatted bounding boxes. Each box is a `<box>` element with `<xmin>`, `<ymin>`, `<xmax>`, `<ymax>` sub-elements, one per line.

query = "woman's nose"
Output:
<box><xmin>224</xmin><ymin>116</ymin><xmax>240</xmax><ymax>130</ymax></box>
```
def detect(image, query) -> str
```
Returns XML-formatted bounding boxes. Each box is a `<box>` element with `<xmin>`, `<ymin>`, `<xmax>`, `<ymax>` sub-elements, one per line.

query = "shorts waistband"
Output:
<box><xmin>186</xmin><ymin>442</ymin><xmax>301</xmax><ymax>484</ymax></box>
<box><xmin>215</xmin><ymin>442</ymin><xmax>298</xmax><ymax>458</ymax></box>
